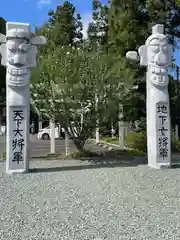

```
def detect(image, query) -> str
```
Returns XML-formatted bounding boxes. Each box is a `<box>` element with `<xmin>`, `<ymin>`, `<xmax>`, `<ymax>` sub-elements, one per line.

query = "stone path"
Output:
<box><xmin>0</xmin><ymin>159</ymin><xmax>180</xmax><ymax>239</ymax></box>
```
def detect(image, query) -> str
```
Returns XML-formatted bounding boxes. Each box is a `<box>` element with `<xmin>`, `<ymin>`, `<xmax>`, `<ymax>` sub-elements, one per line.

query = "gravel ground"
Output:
<box><xmin>0</xmin><ymin>159</ymin><xmax>180</xmax><ymax>240</ymax></box>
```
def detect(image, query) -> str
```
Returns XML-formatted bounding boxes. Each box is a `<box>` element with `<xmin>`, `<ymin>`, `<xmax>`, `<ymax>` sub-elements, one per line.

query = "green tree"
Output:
<box><xmin>34</xmin><ymin>1</ymin><xmax>83</xmax><ymax>57</ymax></box>
<box><xmin>31</xmin><ymin>38</ymin><xmax>133</xmax><ymax>150</ymax></box>
<box><xmin>31</xmin><ymin>45</ymin><xmax>105</xmax><ymax>150</ymax></box>
<box><xmin>87</xmin><ymin>0</ymin><xmax>141</xmax><ymax>139</ymax></box>
<box><xmin>30</xmin><ymin>0</ymin><xmax>84</xmax><ymax>128</ymax></box>
<box><xmin>169</xmin><ymin>74</ymin><xmax>180</xmax><ymax>127</ymax></box>
<box><xmin>146</xmin><ymin>0</ymin><xmax>180</xmax><ymax>45</ymax></box>
<box><xmin>48</xmin><ymin>1</ymin><xmax>83</xmax><ymax>46</ymax></box>
<box><xmin>87</xmin><ymin>0</ymin><xmax>109</xmax><ymax>48</ymax></box>
<box><xmin>108</xmin><ymin>0</ymin><xmax>180</xmax><ymax>123</ymax></box>
<box><xmin>108</xmin><ymin>0</ymin><xmax>180</xmax><ymax>50</ymax></box>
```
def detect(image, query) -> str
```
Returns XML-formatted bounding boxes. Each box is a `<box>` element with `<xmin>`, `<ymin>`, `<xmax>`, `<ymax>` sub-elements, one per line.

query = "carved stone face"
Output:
<box><xmin>6</xmin><ymin>38</ymin><xmax>30</xmax><ymax>87</ymax></box>
<box><xmin>147</xmin><ymin>35</ymin><xmax>169</xmax><ymax>87</ymax></box>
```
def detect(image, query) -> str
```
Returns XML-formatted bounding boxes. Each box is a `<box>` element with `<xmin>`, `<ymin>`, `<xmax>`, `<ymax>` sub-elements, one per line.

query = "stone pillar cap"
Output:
<box><xmin>152</xmin><ymin>24</ymin><xmax>164</xmax><ymax>34</ymax></box>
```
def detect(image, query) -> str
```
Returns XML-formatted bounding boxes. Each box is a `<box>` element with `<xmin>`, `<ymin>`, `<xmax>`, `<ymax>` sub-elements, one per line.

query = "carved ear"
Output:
<box><xmin>31</xmin><ymin>36</ymin><xmax>47</xmax><ymax>45</ymax></box>
<box><xmin>0</xmin><ymin>34</ymin><xmax>6</xmax><ymax>43</ymax></box>
<box><xmin>126</xmin><ymin>51</ymin><xmax>139</xmax><ymax>61</ymax></box>
<box><xmin>0</xmin><ymin>44</ymin><xmax>6</xmax><ymax>66</ymax></box>
<box><xmin>138</xmin><ymin>45</ymin><xmax>147</xmax><ymax>66</ymax></box>
<box><xmin>28</xmin><ymin>45</ymin><xmax>37</xmax><ymax>68</ymax></box>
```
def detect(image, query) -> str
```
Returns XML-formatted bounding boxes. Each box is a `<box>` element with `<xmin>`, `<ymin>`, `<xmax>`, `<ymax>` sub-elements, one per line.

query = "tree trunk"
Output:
<box><xmin>74</xmin><ymin>138</ymin><xmax>86</xmax><ymax>152</ymax></box>
<box><xmin>38</xmin><ymin>120</ymin><xmax>42</xmax><ymax>131</ymax></box>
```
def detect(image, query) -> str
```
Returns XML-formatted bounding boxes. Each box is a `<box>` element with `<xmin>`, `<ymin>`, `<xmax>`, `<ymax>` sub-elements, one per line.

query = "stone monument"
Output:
<box><xmin>126</xmin><ymin>24</ymin><xmax>173</xmax><ymax>169</ymax></box>
<box><xmin>0</xmin><ymin>22</ymin><xmax>47</xmax><ymax>174</ymax></box>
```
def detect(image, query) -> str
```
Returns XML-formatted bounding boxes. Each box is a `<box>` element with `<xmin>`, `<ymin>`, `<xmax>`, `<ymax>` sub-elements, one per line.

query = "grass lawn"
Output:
<box><xmin>100</xmin><ymin>136</ymin><xmax>119</xmax><ymax>145</ymax></box>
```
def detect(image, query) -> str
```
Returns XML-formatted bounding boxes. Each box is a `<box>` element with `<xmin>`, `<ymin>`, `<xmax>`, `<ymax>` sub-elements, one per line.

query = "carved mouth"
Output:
<box><xmin>7</xmin><ymin>67</ymin><xmax>28</xmax><ymax>76</ymax></box>
<box><xmin>149</xmin><ymin>65</ymin><xmax>168</xmax><ymax>75</ymax></box>
<box><xmin>7</xmin><ymin>67</ymin><xmax>29</xmax><ymax>87</ymax></box>
<box><xmin>151</xmin><ymin>75</ymin><xmax>169</xmax><ymax>87</ymax></box>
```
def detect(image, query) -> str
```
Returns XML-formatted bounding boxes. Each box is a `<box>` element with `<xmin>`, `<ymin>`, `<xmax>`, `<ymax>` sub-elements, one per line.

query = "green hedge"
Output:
<box><xmin>125</xmin><ymin>131</ymin><xmax>180</xmax><ymax>153</ymax></box>
<box><xmin>2</xmin><ymin>152</ymin><xmax>6</xmax><ymax>160</ymax></box>
<box><xmin>125</xmin><ymin>131</ymin><xmax>147</xmax><ymax>153</ymax></box>
<box><xmin>101</xmin><ymin>136</ymin><xmax>118</xmax><ymax>143</ymax></box>
<box><xmin>172</xmin><ymin>135</ymin><xmax>180</xmax><ymax>152</ymax></box>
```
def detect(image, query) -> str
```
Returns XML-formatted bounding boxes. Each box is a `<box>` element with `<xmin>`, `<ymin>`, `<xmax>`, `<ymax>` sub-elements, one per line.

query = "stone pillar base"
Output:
<box><xmin>6</xmin><ymin>168</ymin><xmax>28</xmax><ymax>174</ymax></box>
<box><xmin>148</xmin><ymin>163</ymin><xmax>171</xmax><ymax>169</ymax></box>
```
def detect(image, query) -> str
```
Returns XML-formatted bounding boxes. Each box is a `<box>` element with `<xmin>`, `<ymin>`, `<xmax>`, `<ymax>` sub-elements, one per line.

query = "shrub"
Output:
<box><xmin>60</xmin><ymin>150</ymin><xmax>101</xmax><ymax>159</ymax></box>
<box><xmin>125</xmin><ymin>131</ymin><xmax>147</xmax><ymax>153</ymax></box>
<box><xmin>172</xmin><ymin>135</ymin><xmax>180</xmax><ymax>152</ymax></box>
<box><xmin>2</xmin><ymin>152</ymin><xmax>6</xmax><ymax>160</ymax></box>
<box><xmin>101</xmin><ymin>136</ymin><xmax>118</xmax><ymax>143</ymax></box>
<box><xmin>125</xmin><ymin>131</ymin><xmax>180</xmax><ymax>153</ymax></box>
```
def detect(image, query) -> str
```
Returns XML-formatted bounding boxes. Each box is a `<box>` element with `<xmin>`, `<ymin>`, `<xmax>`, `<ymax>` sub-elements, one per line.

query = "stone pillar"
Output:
<box><xmin>38</xmin><ymin>120</ymin><xmax>42</xmax><ymax>131</ymax></box>
<box><xmin>118</xmin><ymin>104</ymin><xmax>124</xmax><ymax>148</ymax></box>
<box><xmin>50</xmin><ymin>119</ymin><xmax>55</xmax><ymax>154</ymax></box>
<box><xmin>65</xmin><ymin>131</ymin><xmax>69</xmax><ymax>156</ymax></box>
<box><xmin>95</xmin><ymin>122</ymin><xmax>100</xmax><ymax>144</ymax></box>
<box><xmin>95</xmin><ymin>93</ymin><xmax>100</xmax><ymax>143</ymax></box>
<box><xmin>126</xmin><ymin>24</ymin><xmax>173</xmax><ymax>169</ymax></box>
<box><xmin>111</xmin><ymin>124</ymin><xmax>115</xmax><ymax>138</ymax></box>
<box><xmin>0</xmin><ymin>22</ymin><xmax>47</xmax><ymax>174</ymax></box>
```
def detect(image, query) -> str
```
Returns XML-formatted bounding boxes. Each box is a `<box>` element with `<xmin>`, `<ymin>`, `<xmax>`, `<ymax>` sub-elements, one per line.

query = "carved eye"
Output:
<box><xmin>8</xmin><ymin>48</ymin><xmax>16</xmax><ymax>53</ymax></box>
<box><xmin>162</xmin><ymin>45</ymin><xmax>167</xmax><ymax>52</ymax></box>
<box><xmin>152</xmin><ymin>46</ymin><xmax>159</xmax><ymax>53</ymax></box>
<box><xmin>21</xmin><ymin>49</ymin><xmax>27</xmax><ymax>54</ymax></box>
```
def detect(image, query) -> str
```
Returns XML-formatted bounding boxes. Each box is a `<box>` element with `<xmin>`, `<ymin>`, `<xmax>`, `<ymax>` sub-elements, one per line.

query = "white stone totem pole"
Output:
<box><xmin>0</xmin><ymin>22</ymin><xmax>47</xmax><ymax>174</ymax></box>
<box><xmin>126</xmin><ymin>24</ymin><xmax>173</xmax><ymax>169</ymax></box>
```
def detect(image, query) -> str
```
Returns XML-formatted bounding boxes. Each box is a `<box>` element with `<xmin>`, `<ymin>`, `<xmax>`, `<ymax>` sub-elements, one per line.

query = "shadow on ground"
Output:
<box><xmin>29</xmin><ymin>148</ymin><xmax>180</xmax><ymax>173</ymax></box>
<box><xmin>29</xmin><ymin>149</ymin><xmax>148</xmax><ymax>173</ymax></box>
<box><xmin>171</xmin><ymin>164</ymin><xmax>180</xmax><ymax>168</ymax></box>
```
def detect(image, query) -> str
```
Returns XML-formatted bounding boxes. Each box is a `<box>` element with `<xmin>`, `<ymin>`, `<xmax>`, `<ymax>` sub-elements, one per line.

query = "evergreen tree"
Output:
<box><xmin>87</xmin><ymin>0</ymin><xmax>109</xmax><ymax>49</ymax></box>
<box><xmin>146</xmin><ymin>0</ymin><xmax>180</xmax><ymax>45</ymax></box>
<box><xmin>48</xmin><ymin>1</ymin><xmax>83</xmax><ymax>46</ymax></box>
<box><xmin>108</xmin><ymin>0</ymin><xmax>180</xmax><ymax>122</ymax></box>
<box><xmin>108</xmin><ymin>0</ymin><xmax>149</xmax><ymax>55</ymax></box>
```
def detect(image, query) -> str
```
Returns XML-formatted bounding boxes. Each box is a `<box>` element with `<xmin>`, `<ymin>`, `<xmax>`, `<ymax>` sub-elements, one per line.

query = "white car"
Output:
<box><xmin>37</xmin><ymin>126</ymin><xmax>78</xmax><ymax>140</ymax></box>
<box><xmin>0</xmin><ymin>126</ymin><xmax>6</xmax><ymax>135</ymax></box>
<box><xmin>37</xmin><ymin>126</ymin><xmax>60</xmax><ymax>140</ymax></box>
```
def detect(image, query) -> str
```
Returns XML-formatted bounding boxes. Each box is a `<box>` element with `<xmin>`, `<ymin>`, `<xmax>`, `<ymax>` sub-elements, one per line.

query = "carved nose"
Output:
<box><xmin>13</xmin><ymin>54</ymin><xmax>21</xmax><ymax>65</ymax></box>
<box><xmin>155</xmin><ymin>52</ymin><xmax>167</xmax><ymax>66</ymax></box>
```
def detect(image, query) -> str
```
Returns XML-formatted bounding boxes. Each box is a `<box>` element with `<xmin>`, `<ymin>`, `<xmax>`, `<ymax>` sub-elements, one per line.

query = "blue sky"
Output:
<box><xmin>0</xmin><ymin>0</ymin><xmax>179</xmax><ymax>70</ymax></box>
<box><xmin>0</xmin><ymin>0</ymin><xmax>98</xmax><ymax>33</ymax></box>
